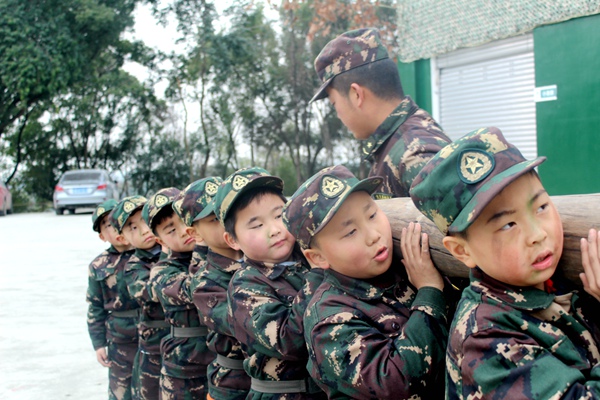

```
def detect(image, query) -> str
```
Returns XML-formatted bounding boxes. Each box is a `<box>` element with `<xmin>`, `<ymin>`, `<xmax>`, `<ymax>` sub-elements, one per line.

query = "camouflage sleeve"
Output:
<box><xmin>228</xmin><ymin>269</ymin><xmax>324</xmax><ymax>361</ymax></box>
<box><xmin>148</xmin><ymin>262</ymin><xmax>194</xmax><ymax>308</ymax></box>
<box><xmin>86</xmin><ymin>266</ymin><xmax>108</xmax><ymax>350</ymax></box>
<box><xmin>306</xmin><ymin>286</ymin><xmax>447</xmax><ymax>398</ymax></box>
<box><xmin>192</xmin><ymin>270</ymin><xmax>230</xmax><ymax>335</ymax></box>
<box><xmin>124</xmin><ymin>259</ymin><xmax>151</xmax><ymax>306</ymax></box>
<box><xmin>448</xmin><ymin>329</ymin><xmax>600</xmax><ymax>399</ymax></box>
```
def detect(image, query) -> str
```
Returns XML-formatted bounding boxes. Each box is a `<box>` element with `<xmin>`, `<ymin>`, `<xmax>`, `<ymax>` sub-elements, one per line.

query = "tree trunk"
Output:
<box><xmin>377</xmin><ymin>194</ymin><xmax>600</xmax><ymax>287</ymax></box>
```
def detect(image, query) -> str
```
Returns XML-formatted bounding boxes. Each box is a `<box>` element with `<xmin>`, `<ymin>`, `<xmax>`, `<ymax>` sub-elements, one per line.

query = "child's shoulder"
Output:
<box><xmin>88</xmin><ymin>249</ymin><xmax>118</xmax><ymax>273</ymax></box>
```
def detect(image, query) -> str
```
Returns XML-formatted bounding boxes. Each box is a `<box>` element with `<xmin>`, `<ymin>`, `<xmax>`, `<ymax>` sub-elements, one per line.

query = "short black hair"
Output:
<box><xmin>330</xmin><ymin>58</ymin><xmax>404</xmax><ymax>101</ymax></box>
<box><xmin>224</xmin><ymin>186</ymin><xmax>287</xmax><ymax>240</ymax></box>
<box><xmin>152</xmin><ymin>206</ymin><xmax>175</xmax><ymax>236</ymax></box>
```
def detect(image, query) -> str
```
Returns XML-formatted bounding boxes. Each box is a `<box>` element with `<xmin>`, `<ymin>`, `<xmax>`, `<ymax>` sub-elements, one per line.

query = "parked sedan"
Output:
<box><xmin>0</xmin><ymin>180</ymin><xmax>12</xmax><ymax>216</ymax></box>
<box><xmin>53</xmin><ymin>169</ymin><xmax>119</xmax><ymax>215</ymax></box>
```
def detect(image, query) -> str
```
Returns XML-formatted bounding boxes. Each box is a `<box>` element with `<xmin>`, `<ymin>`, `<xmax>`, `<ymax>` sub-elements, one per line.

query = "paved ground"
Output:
<box><xmin>0</xmin><ymin>211</ymin><xmax>110</xmax><ymax>399</ymax></box>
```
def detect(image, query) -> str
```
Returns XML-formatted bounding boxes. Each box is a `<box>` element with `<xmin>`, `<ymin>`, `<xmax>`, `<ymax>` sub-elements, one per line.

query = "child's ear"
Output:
<box><xmin>154</xmin><ymin>235</ymin><xmax>165</xmax><ymax>247</ymax></box>
<box><xmin>442</xmin><ymin>236</ymin><xmax>476</xmax><ymax>269</ymax></box>
<box><xmin>223</xmin><ymin>231</ymin><xmax>241</xmax><ymax>251</ymax></box>
<box><xmin>98</xmin><ymin>233</ymin><xmax>107</xmax><ymax>242</ymax></box>
<box><xmin>186</xmin><ymin>227</ymin><xmax>204</xmax><ymax>244</ymax></box>
<box><xmin>302</xmin><ymin>248</ymin><xmax>330</xmax><ymax>270</ymax></box>
<box><xmin>116</xmin><ymin>234</ymin><xmax>130</xmax><ymax>247</ymax></box>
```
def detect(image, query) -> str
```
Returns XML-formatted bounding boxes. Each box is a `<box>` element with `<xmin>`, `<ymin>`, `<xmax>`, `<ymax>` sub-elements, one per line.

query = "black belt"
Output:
<box><xmin>216</xmin><ymin>354</ymin><xmax>245</xmax><ymax>370</ymax></box>
<box><xmin>142</xmin><ymin>320</ymin><xmax>169</xmax><ymax>328</ymax></box>
<box><xmin>250</xmin><ymin>377</ymin><xmax>308</xmax><ymax>394</ymax></box>
<box><xmin>170</xmin><ymin>325</ymin><xmax>208</xmax><ymax>338</ymax></box>
<box><xmin>111</xmin><ymin>309</ymin><xmax>139</xmax><ymax>318</ymax></box>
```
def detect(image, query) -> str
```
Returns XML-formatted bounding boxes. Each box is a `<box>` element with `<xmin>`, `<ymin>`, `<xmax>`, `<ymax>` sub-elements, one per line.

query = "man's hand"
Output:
<box><xmin>95</xmin><ymin>347</ymin><xmax>112</xmax><ymax>368</ymax></box>
<box><xmin>401</xmin><ymin>222</ymin><xmax>444</xmax><ymax>291</ymax></box>
<box><xmin>580</xmin><ymin>228</ymin><xmax>600</xmax><ymax>301</ymax></box>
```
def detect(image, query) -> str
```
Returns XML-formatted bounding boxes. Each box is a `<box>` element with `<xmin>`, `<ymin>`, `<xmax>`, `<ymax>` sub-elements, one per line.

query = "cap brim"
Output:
<box><xmin>449</xmin><ymin>157</ymin><xmax>546</xmax><ymax>233</ymax></box>
<box><xmin>309</xmin><ymin>77</ymin><xmax>333</xmax><ymax>103</ymax></box>
<box><xmin>311</xmin><ymin>176</ymin><xmax>383</xmax><ymax>238</ymax></box>
<box><xmin>194</xmin><ymin>202</ymin><xmax>216</xmax><ymax>222</ymax></box>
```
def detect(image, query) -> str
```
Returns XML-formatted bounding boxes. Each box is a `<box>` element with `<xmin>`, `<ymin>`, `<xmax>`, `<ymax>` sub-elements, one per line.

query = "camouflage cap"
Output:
<box><xmin>142</xmin><ymin>187</ymin><xmax>181</xmax><ymax>231</ymax></box>
<box><xmin>109</xmin><ymin>195</ymin><xmax>148</xmax><ymax>233</ymax></box>
<box><xmin>310</xmin><ymin>28</ymin><xmax>389</xmax><ymax>103</ymax></box>
<box><xmin>92</xmin><ymin>199</ymin><xmax>118</xmax><ymax>232</ymax></box>
<box><xmin>213</xmin><ymin>167</ymin><xmax>283</xmax><ymax>225</ymax></box>
<box><xmin>172</xmin><ymin>177</ymin><xmax>223</xmax><ymax>226</ymax></box>
<box><xmin>283</xmin><ymin>165</ymin><xmax>383</xmax><ymax>249</ymax></box>
<box><xmin>410</xmin><ymin>127</ymin><xmax>546</xmax><ymax>235</ymax></box>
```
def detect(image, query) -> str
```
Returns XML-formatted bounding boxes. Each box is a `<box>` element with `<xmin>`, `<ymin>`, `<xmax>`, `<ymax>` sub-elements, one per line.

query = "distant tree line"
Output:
<box><xmin>0</xmin><ymin>0</ymin><xmax>397</xmax><ymax>207</ymax></box>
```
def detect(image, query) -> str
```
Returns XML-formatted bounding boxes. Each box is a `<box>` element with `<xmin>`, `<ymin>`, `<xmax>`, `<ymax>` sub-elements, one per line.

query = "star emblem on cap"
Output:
<box><xmin>459</xmin><ymin>150</ymin><xmax>494</xmax><ymax>184</ymax></box>
<box><xmin>123</xmin><ymin>201</ymin><xmax>135</xmax><ymax>213</ymax></box>
<box><xmin>155</xmin><ymin>194</ymin><xmax>169</xmax><ymax>207</ymax></box>
<box><xmin>232</xmin><ymin>175</ymin><xmax>249</xmax><ymax>191</ymax></box>
<box><xmin>96</xmin><ymin>207</ymin><xmax>105</xmax><ymax>216</ymax></box>
<box><xmin>321</xmin><ymin>176</ymin><xmax>346</xmax><ymax>198</ymax></box>
<box><xmin>205</xmin><ymin>181</ymin><xmax>219</xmax><ymax>196</ymax></box>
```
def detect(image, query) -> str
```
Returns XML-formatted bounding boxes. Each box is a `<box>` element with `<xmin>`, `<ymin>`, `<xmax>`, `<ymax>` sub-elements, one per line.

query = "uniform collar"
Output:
<box><xmin>361</xmin><ymin>96</ymin><xmax>418</xmax><ymax>162</ymax></box>
<box><xmin>134</xmin><ymin>244</ymin><xmax>161</xmax><ymax>262</ymax></box>
<box><xmin>325</xmin><ymin>265</ymin><xmax>402</xmax><ymax>300</ymax></box>
<box><xmin>470</xmin><ymin>267</ymin><xmax>556</xmax><ymax>311</ymax></box>
<box><xmin>244</xmin><ymin>248</ymin><xmax>307</xmax><ymax>280</ymax></box>
<box><xmin>169</xmin><ymin>249</ymin><xmax>194</xmax><ymax>263</ymax></box>
<box><xmin>206</xmin><ymin>249</ymin><xmax>244</xmax><ymax>274</ymax></box>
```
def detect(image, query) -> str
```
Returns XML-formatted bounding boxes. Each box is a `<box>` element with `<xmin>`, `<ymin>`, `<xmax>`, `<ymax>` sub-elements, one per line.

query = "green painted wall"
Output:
<box><xmin>534</xmin><ymin>14</ymin><xmax>600</xmax><ymax>195</ymax></box>
<box><xmin>397</xmin><ymin>59</ymin><xmax>433</xmax><ymax>114</ymax></box>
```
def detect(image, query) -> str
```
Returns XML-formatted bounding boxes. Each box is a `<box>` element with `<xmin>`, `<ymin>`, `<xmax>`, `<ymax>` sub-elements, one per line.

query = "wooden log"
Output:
<box><xmin>377</xmin><ymin>194</ymin><xmax>600</xmax><ymax>287</ymax></box>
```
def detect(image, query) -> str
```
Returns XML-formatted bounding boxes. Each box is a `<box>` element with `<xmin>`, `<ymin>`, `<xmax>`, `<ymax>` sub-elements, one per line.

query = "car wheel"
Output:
<box><xmin>68</xmin><ymin>209</ymin><xmax>76</xmax><ymax>215</ymax></box>
<box><xmin>55</xmin><ymin>207</ymin><xmax>64</xmax><ymax>215</ymax></box>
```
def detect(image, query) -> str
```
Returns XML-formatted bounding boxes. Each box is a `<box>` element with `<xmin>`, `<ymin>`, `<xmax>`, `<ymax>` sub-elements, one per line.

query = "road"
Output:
<box><xmin>0</xmin><ymin>211</ymin><xmax>110</xmax><ymax>399</ymax></box>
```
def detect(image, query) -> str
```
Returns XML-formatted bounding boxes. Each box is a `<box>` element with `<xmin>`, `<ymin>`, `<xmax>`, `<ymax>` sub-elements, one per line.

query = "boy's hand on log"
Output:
<box><xmin>580</xmin><ymin>228</ymin><xmax>600</xmax><ymax>302</ymax></box>
<box><xmin>401</xmin><ymin>222</ymin><xmax>444</xmax><ymax>291</ymax></box>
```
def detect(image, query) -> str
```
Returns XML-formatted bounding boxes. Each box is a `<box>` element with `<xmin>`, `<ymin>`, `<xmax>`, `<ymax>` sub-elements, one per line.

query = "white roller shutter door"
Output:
<box><xmin>435</xmin><ymin>34</ymin><xmax>537</xmax><ymax>160</ymax></box>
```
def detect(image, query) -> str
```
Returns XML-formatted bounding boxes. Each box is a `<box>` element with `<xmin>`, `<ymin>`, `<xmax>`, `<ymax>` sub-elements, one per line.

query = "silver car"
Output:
<box><xmin>53</xmin><ymin>169</ymin><xmax>119</xmax><ymax>215</ymax></box>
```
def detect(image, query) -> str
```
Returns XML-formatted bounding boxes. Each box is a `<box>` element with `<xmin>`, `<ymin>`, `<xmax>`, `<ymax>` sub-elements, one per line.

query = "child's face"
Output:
<box><xmin>453</xmin><ymin>173</ymin><xmax>563</xmax><ymax>289</ymax></box>
<box><xmin>226</xmin><ymin>193</ymin><xmax>295</xmax><ymax>264</ymax></box>
<box><xmin>155</xmin><ymin>214</ymin><xmax>195</xmax><ymax>253</ymax></box>
<box><xmin>192</xmin><ymin>213</ymin><xmax>229</xmax><ymax>251</ymax></box>
<box><xmin>98</xmin><ymin>215</ymin><xmax>127</xmax><ymax>248</ymax></box>
<box><xmin>122</xmin><ymin>210</ymin><xmax>156</xmax><ymax>250</ymax></box>
<box><xmin>305</xmin><ymin>191</ymin><xmax>393</xmax><ymax>279</ymax></box>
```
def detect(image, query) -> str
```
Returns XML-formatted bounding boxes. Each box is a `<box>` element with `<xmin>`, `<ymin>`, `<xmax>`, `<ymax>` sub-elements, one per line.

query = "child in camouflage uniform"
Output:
<box><xmin>173</xmin><ymin>177</ymin><xmax>251</xmax><ymax>400</ymax></box>
<box><xmin>87</xmin><ymin>199</ymin><xmax>140</xmax><ymax>400</ymax></box>
<box><xmin>310</xmin><ymin>28</ymin><xmax>451</xmax><ymax>199</ymax></box>
<box><xmin>283</xmin><ymin>165</ymin><xmax>448</xmax><ymax>399</ymax></box>
<box><xmin>144</xmin><ymin>187</ymin><xmax>213</xmax><ymax>400</ymax></box>
<box><xmin>214</xmin><ymin>167</ymin><xmax>326</xmax><ymax>399</ymax></box>
<box><xmin>111</xmin><ymin>195</ymin><xmax>170</xmax><ymax>400</ymax></box>
<box><xmin>410</xmin><ymin>127</ymin><xmax>600</xmax><ymax>398</ymax></box>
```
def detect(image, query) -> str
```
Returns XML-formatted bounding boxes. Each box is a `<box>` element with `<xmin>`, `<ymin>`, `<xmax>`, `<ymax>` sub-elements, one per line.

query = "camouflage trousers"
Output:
<box><xmin>160</xmin><ymin>374</ymin><xmax>207</xmax><ymax>400</ymax></box>
<box><xmin>107</xmin><ymin>341</ymin><xmax>137</xmax><ymax>400</ymax></box>
<box><xmin>206</xmin><ymin>361</ymin><xmax>249</xmax><ymax>400</ymax></box>
<box><xmin>131</xmin><ymin>349</ymin><xmax>161</xmax><ymax>400</ymax></box>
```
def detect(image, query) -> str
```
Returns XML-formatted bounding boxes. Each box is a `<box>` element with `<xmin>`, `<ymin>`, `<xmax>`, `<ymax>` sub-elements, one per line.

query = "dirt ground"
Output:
<box><xmin>0</xmin><ymin>211</ymin><xmax>110</xmax><ymax>399</ymax></box>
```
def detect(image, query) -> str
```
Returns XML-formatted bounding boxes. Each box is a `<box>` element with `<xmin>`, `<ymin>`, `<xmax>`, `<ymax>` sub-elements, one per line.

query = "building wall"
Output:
<box><xmin>534</xmin><ymin>14</ymin><xmax>600</xmax><ymax>195</ymax></box>
<box><xmin>397</xmin><ymin>59</ymin><xmax>433</xmax><ymax>114</ymax></box>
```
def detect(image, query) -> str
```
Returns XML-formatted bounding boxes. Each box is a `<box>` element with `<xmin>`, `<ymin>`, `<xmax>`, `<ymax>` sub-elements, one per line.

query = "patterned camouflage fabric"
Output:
<box><xmin>172</xmin><ymin>177</ymin><xmax>223</xmax><ymax>227</ymax></box>
<box><xmin>362</xmin><ymin>96</ymin><xmax>451</xmax><ymax>199</ymax></box>
<box><xmin>86</xmin><ymin>245</ymin><xmax>140</xmax><ymax>399</ymax></box>
<box><xmin>142</xmin><ymin>187</ymin><xmax>181</xmax><ymax>231</ymax></box>
<box><xmin>283</xmin><ymin>165</ymin><xmax>382</xmax><ymax>250</ymax></box>
<box><xmin>310</xmin><ymin>28</ymin><xmax>389</xmax><ymax>103</ymax></box>
<box><xmin>227</xmin><ymin>249</ymin><xmax>326</xmax><ymax>399</ymax></box>
<box><xmin>447</xmin><ymin>267</ymin><xmax>600</xmax><ymax>399</ymax></box>
<box><xmin>92</xmin><ymin>199</ymin><xmax>118</xmax><ymax>232</ymax></box>
<box><xmin>212</xmin><ymin>167</ymin><xmax>283</xmax><ymax>225</ymax></box>
<box><xmin>190</xmin><ymin>250</ymin><xmax>250</xmax><ymax>400</ymax></box>
<box><xmin>304</xmin><ymin>264</ymin><xmax>448</xmax><ymax>399</ymax></box>
<box><xmin>125</xmin><ymin>245</ymin><xmax>169</xmax><ymax>400</ymax></box>
<box><xmin>190</xmin><ymin>244</ymin><xmax>209</xmax><ymax>275</ymax></box>
<box><xmin>147</xmin><ymin>250</ymin><xmax>212</xmax><ymax>398</ymax></box>
<box><xmin>410</xmin><ymin>126</ymin><xmax>546</xmax><ymax>234</ymax></box>
<box><xmin>110</xmin><ymin>196</ymin><xmax>148</xmax><ymax>233</ymax></box>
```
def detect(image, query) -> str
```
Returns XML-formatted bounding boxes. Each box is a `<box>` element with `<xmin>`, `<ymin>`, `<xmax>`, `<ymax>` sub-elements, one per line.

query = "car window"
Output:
<box><xmin>61</xmin><ymin>172</ymin><xmax>102</xmax><ymax>182</ymax></box>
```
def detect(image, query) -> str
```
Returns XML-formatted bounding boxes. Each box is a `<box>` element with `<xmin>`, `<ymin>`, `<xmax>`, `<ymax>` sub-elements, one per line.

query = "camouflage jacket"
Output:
<box><xmin>362</xmin><ymin>96</ymin><xmax>451</xmax><ymax>199</ymax></box>
<box><xmin>190</xmin><ymin>244</ymin><xmax>209</xmax><ymax>275</ymax></box>
<box><xmin>124</xmin><ymin>245</ymin><xmax>169</xmax><ymax>354</ymax></box>
<box><xmin>191</xmin><ymin>249</ymin><xmax>250</xmax><ymax>398</ymax></box>
<box><xmin>447</xmin><ymin>268</ymin><xmax>600</xmax><ymax>399</ymax></box>
<box><xmin>148</xmin><ymin>250</ymin><xmax>213</xmax><ymax>379</ymax></box>
<box><xmin>86</xmin><ymin>246</ymin><xmax>139</xmax><ymax>350</ymax></box>
<box><xmin>227</xmin><ymin>250</ymin><xmax>325</xmax><ymax>398</ymax></box>
<box><xmin>304</xmin><ymin>263</ymin><xmax>448</xmax><ymax>399</ymax></box>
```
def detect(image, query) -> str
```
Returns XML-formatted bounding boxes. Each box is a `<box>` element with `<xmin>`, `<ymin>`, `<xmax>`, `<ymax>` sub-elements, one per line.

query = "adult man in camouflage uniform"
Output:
<box><xmin>311</xmin><ymin>28</ymin><xmax>451</xmax><ymax>199</ymax></box>
<box><xmin>111</xmin><ymin>195</ymin><xmax>170</xmax><ymax>400</ymax></box>
<box><xmin>87</xmin><ymin>199</ymin><xmax>140</xmax><ymax>399</ymax></box>
<box><xmin>144</xmin><ymin>188</ymin><xmax>213</xmax><ymax>399</ymax></box>
<box><xmin>215</xmin><ymin>167</ymin><xmax>326</xmax><ymax>399</ymax></box>
<box><xmin>283</xmin><ymin>165</ymin><xmax>448</xmax><ymax>399</ymax></box>
<box><xmin>410</xmin><ymin>127</ymin><xmax>600</xmax><ymax>398</ymax></box>
<box><xmin>174</xmin><ymin>177</ymin><xmax>251</xmax><ymax>400</ymax></box>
